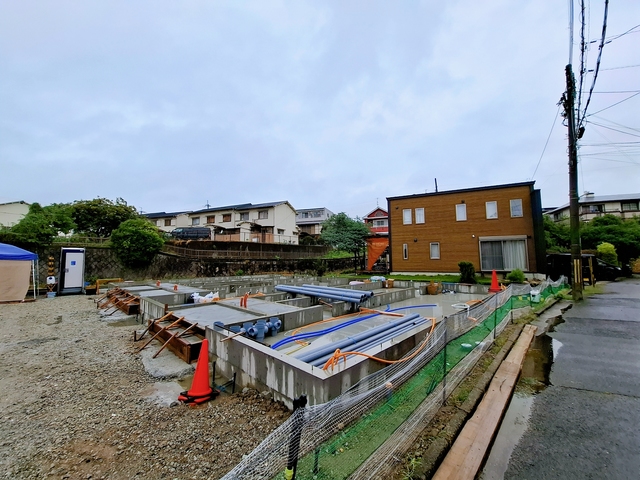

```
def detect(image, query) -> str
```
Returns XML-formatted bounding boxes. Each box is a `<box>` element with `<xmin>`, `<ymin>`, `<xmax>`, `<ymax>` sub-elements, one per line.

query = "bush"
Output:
<box><xmin>110</xmin><ymin>219</ymin><xmax>164</xmax><ymax>269</ymax></box>
<box><xmin>506</xmin><ymin>269</ymin><xmax>526</xmax><ymax>284</ymax></box>
<box><xmin>596</xmin><ymin>242</ymin><xmax>618</xmax><ymax>265</ymax></box>
<box><xmin>458</xmin><ymin>261</ymin><xmax>476</xmax><ymax>284</ymax></box>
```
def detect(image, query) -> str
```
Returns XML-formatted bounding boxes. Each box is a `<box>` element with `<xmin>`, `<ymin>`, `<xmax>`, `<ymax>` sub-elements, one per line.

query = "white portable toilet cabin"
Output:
<box><xmin>58</xmin><ymin>247</ymin><xmax>86</xmax><ymax>295</ymax></box>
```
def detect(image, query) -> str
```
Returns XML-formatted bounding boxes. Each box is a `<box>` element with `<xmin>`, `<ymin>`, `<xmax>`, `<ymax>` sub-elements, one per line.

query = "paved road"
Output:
<box><xmin>504</xmin><ymin>277</ymin><xmax>640</xmax><ymax>479</ymax></box>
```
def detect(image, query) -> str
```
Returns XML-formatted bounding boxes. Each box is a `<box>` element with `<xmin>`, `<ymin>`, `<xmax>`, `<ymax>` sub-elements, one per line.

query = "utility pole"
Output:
<box><xmin>563</xmin><ymin>65</ymin><xmax>583</xmax><ymax>300</ymax></box>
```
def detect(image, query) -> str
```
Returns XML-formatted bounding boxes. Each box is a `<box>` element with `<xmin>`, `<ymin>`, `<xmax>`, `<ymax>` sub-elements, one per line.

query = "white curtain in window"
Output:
<box><xmin>503</xmin><ymin>240</ymin><xmax>527</xmax><ymax>270</ymax></box>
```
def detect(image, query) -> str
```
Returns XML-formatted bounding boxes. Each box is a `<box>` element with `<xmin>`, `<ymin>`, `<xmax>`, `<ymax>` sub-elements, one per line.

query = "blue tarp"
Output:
<box><xmin>0</xmin><ymin>243</ymin><xmax>38</xmax><ymax>261</ymax></box>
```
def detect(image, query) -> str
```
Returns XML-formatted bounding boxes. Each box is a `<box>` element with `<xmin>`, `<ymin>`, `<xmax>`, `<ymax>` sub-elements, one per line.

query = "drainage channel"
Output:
<box><xmin>480</xmin><ymin>315</ymin><xmax>565</xmax><ymax>479</ymax></box>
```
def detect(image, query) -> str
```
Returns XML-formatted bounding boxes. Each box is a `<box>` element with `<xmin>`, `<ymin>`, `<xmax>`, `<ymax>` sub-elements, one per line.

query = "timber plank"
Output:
<box><xmin>433</xmin><ymin>324</ymin><xmax>536</xmax><ymax>480</ymax></box>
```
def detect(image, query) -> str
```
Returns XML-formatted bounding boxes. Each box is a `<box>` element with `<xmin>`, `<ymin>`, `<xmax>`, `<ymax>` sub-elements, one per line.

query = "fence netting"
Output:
<box><xmin>221</xmin><ymin>277</ymin><xmax>568</xmax><ymax>480</ymax></box>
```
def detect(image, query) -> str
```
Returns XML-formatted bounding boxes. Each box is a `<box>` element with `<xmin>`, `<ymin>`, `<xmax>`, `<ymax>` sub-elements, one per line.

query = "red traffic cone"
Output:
<box><xmin>178</xmin><ymin>339</ymin><xmax>216</xmax><ymax>405</ymax></box>
<box><xmin>488</xmin><ymin>270</ymin><xmax>502</xmax><ymax>293</ymax></box>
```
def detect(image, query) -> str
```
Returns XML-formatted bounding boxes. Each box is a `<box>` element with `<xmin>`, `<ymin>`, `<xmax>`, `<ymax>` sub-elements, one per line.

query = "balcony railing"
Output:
<box><xmin>162</xmin><ymin>244</ymin><xmax>323</xmax><ymax>260</ymax></box>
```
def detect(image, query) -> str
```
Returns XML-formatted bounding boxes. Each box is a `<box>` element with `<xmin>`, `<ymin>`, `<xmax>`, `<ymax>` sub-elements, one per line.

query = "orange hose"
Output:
<box><xmin>323</xmin><ymin>317</ymin><xmax>437</xmax><ymax>371</ymax></box>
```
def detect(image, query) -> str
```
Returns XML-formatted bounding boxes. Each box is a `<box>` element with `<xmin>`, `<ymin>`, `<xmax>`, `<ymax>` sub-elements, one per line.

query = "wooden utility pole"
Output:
<box><xmin>564</xmin><ymin>65</ymin><xmax>583</xmax><ymax>300</ymax></box>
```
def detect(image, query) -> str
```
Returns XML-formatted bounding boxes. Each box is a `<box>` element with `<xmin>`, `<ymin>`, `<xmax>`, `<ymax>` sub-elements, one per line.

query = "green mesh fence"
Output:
<box><xmin>223</xmin><ymin>277</ymin><xmax>569</xmax><ymax>480</ymax></box>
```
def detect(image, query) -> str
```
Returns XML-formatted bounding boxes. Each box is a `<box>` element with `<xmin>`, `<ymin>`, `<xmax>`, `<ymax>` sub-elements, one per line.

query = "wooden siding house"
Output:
<box><xmin>387</xmin><ymin>182</ymin><xmax>545</xmax><ymax>274</ymax></box>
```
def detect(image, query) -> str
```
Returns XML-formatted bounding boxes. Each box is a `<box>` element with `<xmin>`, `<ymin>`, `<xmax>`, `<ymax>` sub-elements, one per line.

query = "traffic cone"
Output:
<box><xmin>488</xmin><ymin>270</ymin><xmax>502</xmax><ymax>293</ymax></box>
<box><xmin>178</xmin><ymin>339</ymin><xmax>217</xmax><ymax>405</ymax></box>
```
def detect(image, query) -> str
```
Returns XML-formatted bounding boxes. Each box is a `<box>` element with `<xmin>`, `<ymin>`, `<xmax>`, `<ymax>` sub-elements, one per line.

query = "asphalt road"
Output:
<box><xmin>504</xmin><ymin>277</ymin><xmax>640</xmax><ymax>479</ymax></box>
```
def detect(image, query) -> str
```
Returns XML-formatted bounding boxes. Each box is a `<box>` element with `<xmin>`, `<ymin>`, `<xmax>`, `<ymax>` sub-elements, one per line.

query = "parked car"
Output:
<box><xmin>170</xmin><ymin>227</ymin><xmax>212</xmax><ymax>240</ymax></box>
<box><xmin>546</xmin><ymin>253</ymin><xmax>622</xmax><ymax>284</ymax></box>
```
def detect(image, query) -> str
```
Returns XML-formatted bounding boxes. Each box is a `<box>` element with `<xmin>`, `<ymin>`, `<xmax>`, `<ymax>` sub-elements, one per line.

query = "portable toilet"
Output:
<box><xmin>58</xmin><ymin>248</ymin><xmax>86</xmax><ymax>295</ymax></box>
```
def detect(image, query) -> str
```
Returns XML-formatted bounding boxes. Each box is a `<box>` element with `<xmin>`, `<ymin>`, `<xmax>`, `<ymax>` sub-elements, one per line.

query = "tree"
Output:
<box><xmin>581</xmin><ymin>215</ymin><xmax>640</xmax><ymax>265</ymax></box>
<box><xmin>9</xmin><ymin>203</ymin><xmax>75</xmax><ymax>251</ymax></box>
<box><xmin>71</xmin><ymin>198</ymin><xmax>139</xmax><ymax>238</ymax></box>
<box><xmin>110</xmin><ymin>219</ymin><xmax>164</xmax><ymax>269</ymax></box>
<box><xmin>320</xmin><ymin>212</ymin><xmax>371</xmax><ymax>271</ymax></box>
<box><xmin>543</xmin><ymin>216</ymin><xmax>570</xmax><ymax>252</ymax></box>
<box><xmin>596</xmin><ymin>242</ymin><xmax>618</xmax><ymax>266</ymax></box>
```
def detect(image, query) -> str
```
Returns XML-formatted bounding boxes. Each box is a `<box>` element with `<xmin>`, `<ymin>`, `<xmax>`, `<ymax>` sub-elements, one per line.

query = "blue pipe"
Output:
<box><xmin>302</xmin><ymin>284</ymin><xmax>374</xmax><ymax>299</ymax></box>
<box><xmin>310</xmin><ymin>317</ymin><xmax>429</xmax><ymax>367</ymax></box>
<box><xmin>291</xmin><ymin>284</ymin><xmax>368</xmax><ymax>301</ymax></box>
<box><xmin>271</xmin><ymin>311</ymin><xmax>380</xmax><ymax>350</ymax></box>
<box><xmin>275</xmin><ymin>285</ymin><xmax>366</xmax><ymax>303</ymax></box>
<box><xmin>296</xmin><ymin>313</ymin><xmax>421</xmax><ymax>363</ymax></box>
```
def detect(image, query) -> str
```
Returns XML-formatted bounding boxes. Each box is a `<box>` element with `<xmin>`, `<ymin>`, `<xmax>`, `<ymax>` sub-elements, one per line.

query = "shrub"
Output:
<box><xmin>458</xmin><ymin>261</ymin><xmax>476</xmax><ymax>284</ymax></box>
<box><xmin>596</xmin><ymin>242</ymin><xmax>618</xmax><ymax>265</ymax></box>
<box><xmin>506</xmin><ymin>269</ymin><xmax>526</xmax><ymax>283</ymax></box>
<box><xmin>110</xmin><ymin>219</ymin><xmax>164</xmax><ymax>269</ymax></box>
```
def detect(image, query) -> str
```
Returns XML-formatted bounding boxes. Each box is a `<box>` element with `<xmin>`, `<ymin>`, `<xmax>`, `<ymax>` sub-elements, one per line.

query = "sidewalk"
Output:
<box><xmin>504</xmin><ymin>277</ymin><xmax>640</xmax><ymax>479</ymax></box>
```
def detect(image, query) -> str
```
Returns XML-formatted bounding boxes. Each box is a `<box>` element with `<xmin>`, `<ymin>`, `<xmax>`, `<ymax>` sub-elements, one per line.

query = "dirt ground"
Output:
<box><xmin>0</xmin><ymin>295</ymin><xmax>289</xmax><ymax>480</ymax></box>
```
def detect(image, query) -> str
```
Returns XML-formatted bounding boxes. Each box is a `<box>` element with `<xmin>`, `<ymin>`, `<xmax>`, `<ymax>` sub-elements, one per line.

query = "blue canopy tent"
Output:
<box><xmin>0</xmin><ymin>243</ymin><xmax>38</xmax><ymax>302</ymax></box>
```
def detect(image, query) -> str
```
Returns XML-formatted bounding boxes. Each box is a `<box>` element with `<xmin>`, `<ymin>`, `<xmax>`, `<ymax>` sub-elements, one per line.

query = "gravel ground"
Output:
<box><xmin>0</xmin><ymin>295</ymin><xmax>289</xmax><ymax>480</ymax></box>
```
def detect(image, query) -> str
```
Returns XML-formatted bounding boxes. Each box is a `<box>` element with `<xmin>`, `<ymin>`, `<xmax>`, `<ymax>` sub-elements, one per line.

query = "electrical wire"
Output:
<box><xmin>578</xmin><ymin>0</ymin><xmax>609</xmax><ymax>129</ymax></box>
<box><xmin>587</xmin><ymin>92</ymin><xmax>640</xmax><ymax>117</ymax></box>
<box><xmin>531</xmin><ymin>104</ymin><xmax>562</xmax><ymax>180</ymax></box>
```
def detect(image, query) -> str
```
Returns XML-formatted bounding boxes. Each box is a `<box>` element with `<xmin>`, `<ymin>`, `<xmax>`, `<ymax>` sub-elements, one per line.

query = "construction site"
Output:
<box><xmin>0</xmin><ymin>269</ymin><xmax>570</xmax><ymax>479</ymax></box>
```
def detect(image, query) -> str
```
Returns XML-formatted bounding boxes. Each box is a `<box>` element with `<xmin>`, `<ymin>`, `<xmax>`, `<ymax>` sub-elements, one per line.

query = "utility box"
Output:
<box><xmin>58</xmin><ymin>248</ymin><xmax>86</xmax><ymax>295</ymax></box>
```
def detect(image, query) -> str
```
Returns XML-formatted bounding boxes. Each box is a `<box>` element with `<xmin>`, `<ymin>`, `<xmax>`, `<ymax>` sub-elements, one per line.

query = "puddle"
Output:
<box><xmin>107</xmin><ymin>318</ymin><xmax>140</xmax><ymax>327</ymax></box>
<box><xmin>480</xmin><ymin>393</ymin><xmax>534</xmax><ymax>480</ymax></box>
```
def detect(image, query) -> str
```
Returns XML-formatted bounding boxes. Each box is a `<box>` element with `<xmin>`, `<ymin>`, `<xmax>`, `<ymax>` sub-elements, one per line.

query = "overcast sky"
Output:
<box><xmin>1</xmin><ymin>1</ymin><xmax>638</xmax><ymax>218</ymax></box>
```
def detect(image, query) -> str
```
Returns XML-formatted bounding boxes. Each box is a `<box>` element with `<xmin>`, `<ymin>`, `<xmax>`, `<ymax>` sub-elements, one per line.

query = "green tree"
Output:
<box><xmin>110</xmin><ymin>219</ymin><xmax>164</xmax><ymax>268</ymax></box>
<box><xmin>9</xmin><ymin>203</ymin><xmax>75</xmax><ymax>251</ymax></box>
<box><xmin>71</xmin><ymin>198</ymin><xmax>139</xmax><ymax>238</ymax></box>
<box><xmin>543</xmin><ymin>216</ymin><xmax>570</xmax><ymax>252</ymax></box>
<box><xmin>458</xmin><ymin>261</ymin><xmax>477</xmax><ymax>284</ymax></box>
<box><xmin>581</xmin><ymin>215</ymin><xmax>640</xmax><ymax>265</ymax></box>
<box><xmin>320</xmin><ymin>212</ymin><xmax>371</xmax><ymax>272</ymax></box>
<box><xmin>596</xmin><ymin>242</ymin><xmax>618</xmax><ymax>265</ymax></box>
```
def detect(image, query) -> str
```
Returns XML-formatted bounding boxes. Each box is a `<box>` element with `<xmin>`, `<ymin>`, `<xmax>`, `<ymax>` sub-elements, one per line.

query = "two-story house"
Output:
<box><xmin>363</xmin><ymin>207</ymin><xmax>389</xmax><ymax>235</ymax></box>
<box><xmin>190</xmin><ymin>201</ymin><xmax>299</xmax><ymax>244</ymax></box>
<box><xmin>387</xmin><ymin>181</ymin><xmax>546</xmax><ymax>274</ymax></box>
<box><xmin>0</xmin><ymin>201</ymin><xmax>30</xmax><ymax>228</ymax></box>
<box><xmin>295</xmin><ymin>207</ymin><xmax>334</xmax><ymax>239</ymax></box>
<box><xmin>544</xmin><ymin>192</ymin><xmax>640</xmax><ymax>223</ymax></box>
<box><xmin>144</xmin><ymin>211</ymin><xmax>192</xmax><ymax>232</ymax></box>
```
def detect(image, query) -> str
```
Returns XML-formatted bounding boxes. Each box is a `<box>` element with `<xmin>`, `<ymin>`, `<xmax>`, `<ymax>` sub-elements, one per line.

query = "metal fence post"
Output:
<box><xmin>285</xmin><ymin>394</ymin><xmax>307</xmax><ymax>480</ymax></box>
<box><xmin>442</xmin><ymin>321</ymin><xmax>448</xmax><ymax>405</ymax></box>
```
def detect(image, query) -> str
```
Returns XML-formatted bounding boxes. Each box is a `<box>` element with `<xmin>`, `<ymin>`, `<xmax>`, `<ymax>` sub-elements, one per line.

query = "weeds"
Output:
<box><xmin>401</xmin><ymin>455</ymin><xmax>423</xmax><ymax>480</ymax></box>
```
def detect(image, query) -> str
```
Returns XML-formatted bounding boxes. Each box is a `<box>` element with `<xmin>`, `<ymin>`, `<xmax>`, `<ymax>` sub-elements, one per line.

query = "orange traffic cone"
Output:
<box><xmin>178</xmin><ymin>339</ymin><xmax>217</xmax><ymax>405</ymax></box>
<box><xmin>488</xmin><ymin>270</ymin><xmax>502</xmax><ymax>293</ymax></box>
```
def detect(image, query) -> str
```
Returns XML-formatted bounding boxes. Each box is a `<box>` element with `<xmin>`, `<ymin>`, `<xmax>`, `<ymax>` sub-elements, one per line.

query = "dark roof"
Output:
<box><xmin>387</xmin><ymin>181</ymin><xmax>536</xmax><ymax>201</ymax></box>
<box><xmin>143</xmin><ymin>211</ymin><xmax>190</xmax><ymax>219</ymax></box>
<box><xmin>191</xmin><ymin>201</ymin><xmax>290</xmax><ymax>214</ymax></box>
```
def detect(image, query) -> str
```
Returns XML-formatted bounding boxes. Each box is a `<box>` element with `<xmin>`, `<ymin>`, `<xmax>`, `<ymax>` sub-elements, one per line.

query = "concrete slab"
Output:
<box><xmin>141</xmin><ymin>381</ymin><xmax>184</xmax><ymax>407</ymax></box>
<box><xmin>173</xmin><ymin>303</ymin><xmax>262</xmax><ymax>328</ymax></box>
<box><xmin>139</xmin><ymin>344</ymin><xmax>195</xmax><ymax>379</ymax></box>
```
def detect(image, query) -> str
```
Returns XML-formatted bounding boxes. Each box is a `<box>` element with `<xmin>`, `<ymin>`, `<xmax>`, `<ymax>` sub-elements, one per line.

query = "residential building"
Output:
<box><xmin>190</xmin><ymin>201</ymin><xmax>299</xmax><ymax>244</ymax></box>
<box><xmin>295</xmin><ymin>207</ymin><xmax>334</xmax><ymax>238</ymax></box>
<box><xmin>363</xmin><ymin>207</ymin><xmax>389</xmax><ymax>236</ymax></box>
<box><xmin>0</xmin><ymin>201</ymin><xmax>30</xmax><ymax>228</ymax></box>
<box><xmin>387</xmin><ymin>181</ymin><xmax>545</xmax><ymax>274</ymax></box>
<box><xmin>544</xmin><ymin>192</ymin><xmax>640</xmax><ymax>223</ymax></box>
<box><xmin>144</xmin><ymin>211</ymin><xmax>192</xmax><ymax>232</ymax></box>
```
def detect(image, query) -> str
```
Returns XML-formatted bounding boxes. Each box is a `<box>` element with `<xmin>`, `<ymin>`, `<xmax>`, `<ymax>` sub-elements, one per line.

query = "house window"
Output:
<box><xmin>192</xmin><ymin>217</ymin><xmax>200</xmax><ymax>225</ymax></box>
<box><xmin>486</xmin><ymin>201</ymin><xmax>498</xmax><ymax>219</ymax></box>
<box><xmin>240</xmin><ymin>212</ymin><xmax>249</xmax><ymax>221</ymax></box>
<box><xmin>164</xmin><ymin>219</ymin><xmax>172</xmax><ymax>227</ymax></box>
<box><xmin>373</xmin><ymin>219</ymin><xmax>387</xmax><ymax>227</ymax></box>
<box><xmin>403</xmin><ymin>209</ymin><xmax>412</xmax><ymax>225</ymax></box>
<box><xmin>206</xmin><ymin>215</ymin><xmax>216</xmax><ymax>224</ymax></box>
<box><xmin>430</xmin><ymin>242</ymin><xmax>440</xmax><ymax>259</ymax></box>
<box><xmin>621</xmin><ymin>202</ymin><xmax>638</xmax><ymax>211</ymax></box>
<box><xmin>456</xmin><ymin>204</ymin><xmax>467</xmax><ymax>221</ymax></box>
<box><xmin>156</xmin><ymin>220</ymin><xmax>162</xmax><ymax>227</ymax></box>
<box><xmin>403</xmin><ymin>243</ymin><xmax>408</xmax><ymax>260</ymax></box>
<box><xmin>258</xmin><ymin>210</ymin><xmax>268</xmax><ymax>219</ymax></box>
<box><xmin>415</xmin><ymin>208</ymin><xmax>425</xmax><ymax>224</ymax></box>
<box><xmin>510</xmin><ymin>199</ymin><xmax>523</xmax><ymax>217</ymax></box>
<box><xmin>277</xmin><ymin>229</ymin><xmax>285</xmax><ymax>235</ymax></box>
<box><xmin>479</xmin><ymin>239</ymin><xmax>527</xmax><ymax>271</ymax></box>
<box><xmin>222</xmin><ymin>214</ymin><xmax>231</xmax><ymax>222</ymax></box>
<box><xmin>584</xmin><ymin>204</ymin><xmax>604</xmax><ymax>214</ymax></box>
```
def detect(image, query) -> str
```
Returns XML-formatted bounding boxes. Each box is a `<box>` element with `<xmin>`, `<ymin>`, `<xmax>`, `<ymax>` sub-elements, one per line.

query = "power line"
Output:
<box><xmin>531</xmin><ymin>104</ymin><xmax>561</xmax><ymax>180</ymax></box>
<box><xmin>598</xmin><ymin>63</ymin><xmax>640</xmax><ymax>71</ymax></box>
<box><xmin>578</xmin><ymin>0</ymin><xmax>609</xmax><ymax>129</ymax></box>
<box><xmin>587</xmin><ymin>91</ymin><xmax>640</xmax><ymax>117</ymax></box>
